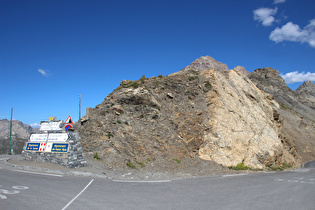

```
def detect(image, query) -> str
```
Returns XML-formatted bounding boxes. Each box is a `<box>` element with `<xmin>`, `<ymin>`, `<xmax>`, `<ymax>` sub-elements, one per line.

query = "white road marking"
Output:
<box><xmin>0</xmin><ymin>158</ymin><xmax>9</xmax><ymax>161</ymax></box>
<box><xmin>222</xmin><ymin>173</ymin><xmax>247</xmax><ymax>178</ymax></box>
<box><xmin>0</xmin><ymin>194</ymin><xmax>7</xmax><ymax>199</ymax></box>
<box><xmin>61</xmin><ymin>179</ymin><xmax>94</xmax><ymax>210</ymax></box>
<box><xmin>0</xmin><ymin>185</ymin><xmax>29</xmax><ymax>199</ymax></box>
<box><xmin>12</xmin><ymin>169</ymin><xmax>63</xmax><ymax>177</ymax></box>
<box><xmin>12</xmin><ymin>186</ymin><xmax>29</xmax><ymax>190</ymax></box>
<box><xmin>112</xmin><ymin>179</ymin><xmax>172</xmax><ymax>183</ymax></box>
<box><xmin>0</xmin><ymin>189</ymin><xmax>19</xmax><ymax>194</ymax></box>
<box><xmin>274</xmin><ymin>177</ymin><xmax>314</xmax><ymax>184</ymax></box>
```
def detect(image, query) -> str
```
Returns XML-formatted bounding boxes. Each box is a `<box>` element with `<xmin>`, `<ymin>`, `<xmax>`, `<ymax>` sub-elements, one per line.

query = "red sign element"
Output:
<box><xmin>65</xmin><ymin>124</ymin><xmax>73</xmax><ymax>131</ymax></box>
<box><xmin>64</xmin><ymin>115</ymin><xmax>73</xmax><ymax>124</ymax></box>
<box><xmin>39</xmin><ymin>143</ymin><xmax>46</xmax><ymax>152</ymax></box>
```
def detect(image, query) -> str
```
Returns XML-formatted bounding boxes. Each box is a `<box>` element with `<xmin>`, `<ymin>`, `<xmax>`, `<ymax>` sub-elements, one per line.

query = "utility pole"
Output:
<box><xmin>9</xmin><ymin>108</ymin><xmax>13</xmax><ymax>155</ymax></box>
<box><xmin>79</xmin><ymin>94</ymin><xmax>81</xmax><ymax>120</ymax></box>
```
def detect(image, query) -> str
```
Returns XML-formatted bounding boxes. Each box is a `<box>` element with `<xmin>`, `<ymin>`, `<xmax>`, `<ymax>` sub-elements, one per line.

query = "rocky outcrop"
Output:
<box><xmin>296</xmin><ymin>81</ymin><xmax>315</xmax><ymax>97</ymax></box>
<box><xmin>249</xmin><ymin>68</ymin><xmax>315</xmax><ymax>161</ymax></box>
<box><xmin>233</xmin><ymin>66</ymin><xmax>249</xmax><ymax>76</ymax></box>
<box><xmin>78</xmin><ymin>56</ymin><xmax>300</xmax><ymax>170</ymax></box>
<box><xmin>248</xmin><ymin>68</ymin><xmax>315</xmax><ymax>121</ymax></box>
<box><xmin>174</xmin><ymin>55</ymin><xmax>229</xmax><ymax>75</ymax></box>
<box><xmin>0</xmin><ymin>119</ymin><xmax>34</xmax><ymax>154</ymax></box>
<box><xmin>198</xmin><ymin>69</ymin><xmax>298</xmax><ymax>168</ymax></box>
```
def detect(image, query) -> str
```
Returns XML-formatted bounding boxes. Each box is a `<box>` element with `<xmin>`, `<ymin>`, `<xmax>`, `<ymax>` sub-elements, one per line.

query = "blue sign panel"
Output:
<box><xmin>51</xmin><ymin>143</ymin><xmax>69</xmax><ymax>153</ymax></box>
<box><xmin>26</xmin><ymin>143</ymin><xmax>40</xmax><ymax>151</ymax></box>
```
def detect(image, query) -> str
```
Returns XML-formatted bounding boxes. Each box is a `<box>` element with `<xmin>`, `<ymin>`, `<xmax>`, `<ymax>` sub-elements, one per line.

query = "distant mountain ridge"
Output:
<box><xmin>0</xmin><ymin>119</ymin><xmax>34</xmax><ymax>154</ymax></box>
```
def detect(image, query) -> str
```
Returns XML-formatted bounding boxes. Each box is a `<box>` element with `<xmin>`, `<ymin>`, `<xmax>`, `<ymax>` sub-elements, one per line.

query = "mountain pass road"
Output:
<box><xmin>1</xmin><ymin>160</ymin><xmax>314</xmax><ymax>210</ymax></box>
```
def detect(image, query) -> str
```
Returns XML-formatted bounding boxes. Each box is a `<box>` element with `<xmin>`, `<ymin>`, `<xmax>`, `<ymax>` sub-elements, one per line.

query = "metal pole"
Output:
<box><xmin>79</xmin><ymin>94</ymin><xmax>81</xmax><ymax>120</ymax></box>
<box><xmin>9</xmin><ymin>108</ymin><xmax>13</xmax><ymax>155</ymax></box>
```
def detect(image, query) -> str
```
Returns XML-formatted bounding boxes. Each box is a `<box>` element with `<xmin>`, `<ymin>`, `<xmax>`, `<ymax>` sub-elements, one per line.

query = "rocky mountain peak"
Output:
<box><xmin>296</xmin><ymin>81</ymin><xmax>315</xmax><ymax>96</ymax></box>
<box><xmin>232</xmin><ymin>66</ymin><xmax>249</xmax><ymax>76</ymax></box>
<box><xmin>175</xmin><ymin>56</ymin><xmax>229</xmax><ymax>75</ymax></box>
<box><xmin>248</xmin><ymin>67</ymin><xmax>294</xmax><ymax>99</ymax></box>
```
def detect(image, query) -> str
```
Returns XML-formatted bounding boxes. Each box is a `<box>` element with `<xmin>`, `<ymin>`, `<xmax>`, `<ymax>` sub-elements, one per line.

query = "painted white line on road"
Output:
<box><xmin>12</xmin><ymin>186</ymin><xmax>29</xmax><ymax>190</ymax></box>
<box><xmin>222</xmin><ymin>173</ymin><xmax>248</xmax><ymax>178</ymax></box>
<box><xmin>0</xmin><ymin>158</ymin><xmax>9</xmax><ymax>161</ymax></box>
<box><xmin>12</xmin><ymin>169</ymin><xmax>63</xmax><ymax>177</ymax></box>
<box><xmin>62</xmin><ymin>179</ymin><xmax>94</xmax><ymax>210</ymax></box>
<box><xmin>0</xmin><ymin>194</ymin><xmax>7</xmax><ymax>199</ymax></box>
<box><xmin>112</xmin><ymin>179</ymin><xmax>172</xmax><ymax>183</ymax></box>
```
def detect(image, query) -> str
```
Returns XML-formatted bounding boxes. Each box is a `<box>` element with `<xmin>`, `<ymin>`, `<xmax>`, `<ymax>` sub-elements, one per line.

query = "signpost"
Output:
<box><xmin>9</xmin><ymin>108</ymin><xmax>13</xmax><ymax>155</ymax></box>
<box><xmin>25</xmin><ymin>116</ymin><xmax>72</xmax><ymax>153</ymax></box>
<box><xmin>25</xmin><ymin>142</ymin><xmax>69</xmax><ymax>153</ymax></box>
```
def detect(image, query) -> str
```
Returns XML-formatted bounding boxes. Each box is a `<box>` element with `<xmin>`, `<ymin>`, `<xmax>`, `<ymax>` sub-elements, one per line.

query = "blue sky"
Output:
<box><xmin>1</xmin><ymin>0</ymin><xmax>315</xmax><ymax>127</ymax></box>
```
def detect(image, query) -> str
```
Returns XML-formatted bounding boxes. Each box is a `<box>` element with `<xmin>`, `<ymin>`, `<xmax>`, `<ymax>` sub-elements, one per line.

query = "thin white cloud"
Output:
<box><xmin>280</xmin><ymin>71</ymin><xmax>315</xmax><ymax>84</ymax></box>
<box><xmin>274</xmin><ymin>0</ymin><xmax>286</xmax><ymax>4</ymax></box>
<box><xmin>30</xmin><ymin>123</ymin><xmax>40</xmax><ymax>128</ymax></box>
<box><xmin>253</xmin><ymin>7</ymin><xmax>278</xmax><ymax>26</ymax></box>
<box><xmin>269</xmin><ymin>19</ymin><xmax>315</xmax><ymax>48</ymax></box>
<box><xmin>38</xmin><ymin>68</ymin><xmax>49</xmax><ymax>77</ymax></box>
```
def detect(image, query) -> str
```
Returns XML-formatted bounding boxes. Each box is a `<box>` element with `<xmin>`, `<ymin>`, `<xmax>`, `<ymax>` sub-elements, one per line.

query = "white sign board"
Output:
<box><xmin>40</xmin><ymin>121</ymin><xmax>64</xmax><ymax>131</ymax></box>
<box><xmin>47</xmin><ymin>133</ymin><xmax>69</xmax><ymax>142</ymax></box>
<box><xmin>30</xmin><ymin>134</ymin><xmax>48</xmax><ymax>142</ymax></box>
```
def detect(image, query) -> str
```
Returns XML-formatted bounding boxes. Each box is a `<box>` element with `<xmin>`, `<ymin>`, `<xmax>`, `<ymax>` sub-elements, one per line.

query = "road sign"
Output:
<box><xmin>45</xmin><ymin>143</ymin><xmax>52</xmax><ymax>152</ymax></box>
<box><xmin>51</xmin><ymin>143</ymin><xmax>69</xmax><ymax>153</ymax></box>
<box><xmin>65</xmin><ymin>124</ymin><xmax>73</xmax><ymax>131</ymax></box>
<box><xmin>25</xmin><ymin>143</ymin><xmax>40</xmax><ymax>151</ymax></box>
<box><xmin>39</xmin><ymin>143</ymin><xmax>46</xmax><ymax>151</ymax></box>
<box><xmin>30</xmin><ymin>134</ymin><xmax>48</xmax><ymax>142</ymax></box>
<box><xmin>47</xmin><ymin>133</ymin><xmax>68</xmax><ymax>142</ymax></box>
<box><xmin>64</xmin><ymin>115</ymin><xmax>73</xmax><ymax>124</ymax></box>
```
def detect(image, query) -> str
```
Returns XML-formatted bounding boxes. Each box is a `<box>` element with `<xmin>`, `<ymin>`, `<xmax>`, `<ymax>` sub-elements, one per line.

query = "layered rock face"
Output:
<box><xmin>198</xmin><ymin>69</ymin><xmax>298</xmax><ymax>168</ymax></box>
<box><xmin>79</xmin><ymin>56</ymin><xmax>300</xmax><ymax>169</ymax></box>
<box><xmin>249</xmin><ymin>69</ymin><xmax>315</xmax><ymax>161</ymax></box>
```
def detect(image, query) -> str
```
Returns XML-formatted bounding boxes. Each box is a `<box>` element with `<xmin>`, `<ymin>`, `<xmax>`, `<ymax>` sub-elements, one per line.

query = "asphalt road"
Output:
<box><xmin>1</xmin><ymin>159</ymin><xmax>315</xmax><ymax>210</ymax></box>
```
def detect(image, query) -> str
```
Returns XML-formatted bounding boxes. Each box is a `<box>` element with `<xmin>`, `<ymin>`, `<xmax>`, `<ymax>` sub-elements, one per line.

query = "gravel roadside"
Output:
<box><xmin>1</xmin><ymin>154</ymin><xmax>258</xmax><ymax>180</ymax></box>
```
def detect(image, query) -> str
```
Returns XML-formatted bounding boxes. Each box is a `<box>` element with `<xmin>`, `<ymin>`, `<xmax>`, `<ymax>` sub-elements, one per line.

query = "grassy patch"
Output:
<box><xmin>270</xmin><ymin>163</ymin><xmax>292</xmax><ymax>171</ymax></box>
<box><xmin>189</xmin><ymin>76</ymin><xmax>198</xmax><ymax>81</ymax></box>
<box><xmin>139</xmin><ymin>75</ymin><xmax>146</xmax><ymax>84</ymax></box>
<box><xmin>119</xmin><ymin>76</ymin><xmax>147</xmax><ymax>89</ymax></box>
<box><xmin>93</xmin><ymin>152</ymin><xmax>101</xmax><ymax>160</ymax></box>
<box><xmin>116</xmin><ymin>120</ymin><xmax>121</xmax><ymax>124</ymax></box>
<box><xmin>229</xmin><ymin>163</ymin><xmax>252</xmax><ymax>170</ymax></box>
<box><xmin>136</xmin><ymin>161</ymin><xmax>145</xmax><ymax>168</ymax></box>
<box><xmin>204</xmin><ymin>81</ymin><xmax>212</xmax><ymax>92</ymax></box>
<box><xmin>126</xmin><ymin>161</ymin><xmax>136</xmax><ymax>169</ymax></box>
<box><xmin>173</xmin><ymin>158</ymin><xmax>181</xmax><ymax>164</ymax></box>
<box><xmin>122</xmin><ymin>81</ymin><xmax>140</xmax><ymax>89</ymax></box>
<box><xmin>279</xmin><ymin>103</ymin><xmax>289</xmax><ymax>109</ymax></box>
<box><xmin>107</xmin><ymin>132</ymin><xmax>114</xmax><ymax>138</ymax></box>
